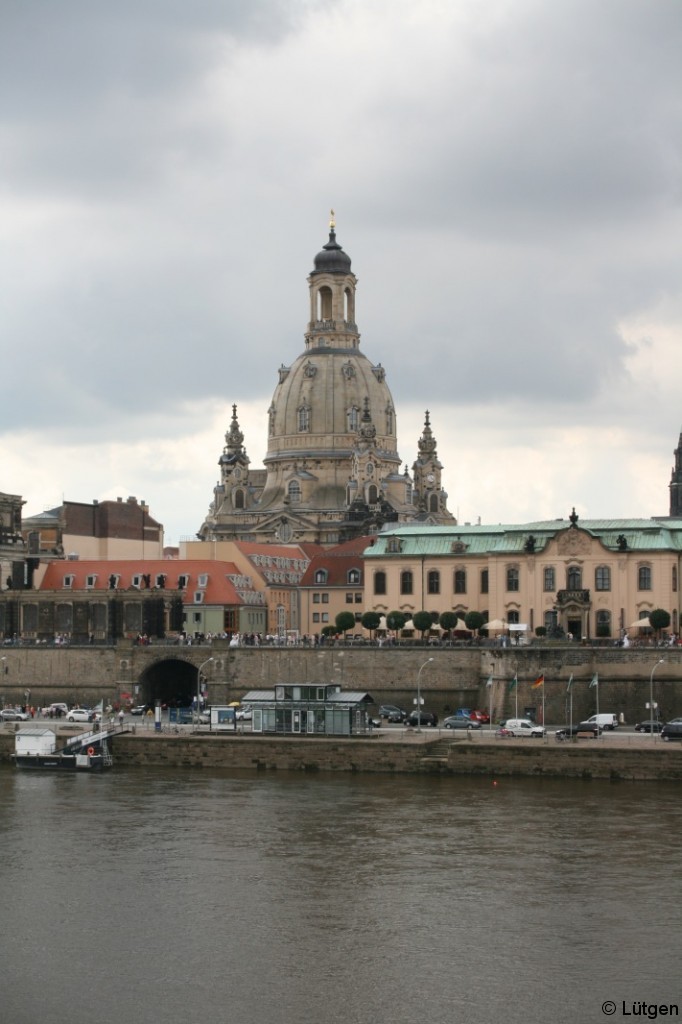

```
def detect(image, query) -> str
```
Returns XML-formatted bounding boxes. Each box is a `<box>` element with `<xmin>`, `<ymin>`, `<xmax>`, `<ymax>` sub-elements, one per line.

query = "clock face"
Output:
<box><xmin>427</xmin><ymin>473</ymin><xmax>435</xmax><ymax>484</ymax></box>
<box><xmin>366</xmin><ymin>462</ymin><xmax>374</xmax><ymax>476</ymax></box>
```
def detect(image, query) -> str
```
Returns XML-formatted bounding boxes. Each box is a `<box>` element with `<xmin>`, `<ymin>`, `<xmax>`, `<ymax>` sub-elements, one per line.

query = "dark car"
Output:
<box><xmin>379</xmin><ymin>705</ymin><xmax>407</xmax><ymax>722</ymax></box>
<box><xmin>634</xmin><ymin>719</ymin><xmax>663</xmax><ymax>733</ymax></box>
<box><xmin>405</xmin><ymin>710</ymin><xmax>438</xmax><ymax>727</ymax></box>
<box><xmin>554</xmin><ymin>721</ymin><xmax>601</xmax><ymax>740</ymax></box>
<box><xmin>442</xmin><ymin>715</ymin><xmax>481</xmax><ymax>730</ymax></box>
<box><xmin>661</xmin><ymin>719</ymin><xmax>682</xmax><ymax>741</ymax></box>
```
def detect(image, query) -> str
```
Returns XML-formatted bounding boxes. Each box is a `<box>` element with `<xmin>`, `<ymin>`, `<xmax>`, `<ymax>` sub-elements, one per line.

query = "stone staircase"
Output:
<box><xmin>419</xmin><ymin>738</ymin><xmax>453</xmax><ymax>771</ymax></box>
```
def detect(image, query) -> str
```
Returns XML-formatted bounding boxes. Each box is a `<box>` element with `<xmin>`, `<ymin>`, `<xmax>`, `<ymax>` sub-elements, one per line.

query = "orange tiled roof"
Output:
<box><xmin>39</xmin><ymin>559</ymin><xmax>258</xmax><ymax>606</ymax></box>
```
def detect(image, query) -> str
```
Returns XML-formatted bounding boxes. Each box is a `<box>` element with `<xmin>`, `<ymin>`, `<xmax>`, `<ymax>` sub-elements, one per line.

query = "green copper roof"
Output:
<box><xmin>363</xmin><ymin>518</ymin><xmax>682</xmax><ymax>557</ymax></box>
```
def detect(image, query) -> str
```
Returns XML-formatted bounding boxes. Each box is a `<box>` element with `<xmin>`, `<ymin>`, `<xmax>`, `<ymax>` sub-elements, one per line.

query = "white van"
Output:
<box><xmin>581</xmin><ymin>713</ymin><xmax>618</xmax><ymax>731</ymax></box>
<box><xmin>504</xmin><ymin>718</ymin><xmax>545</xmax><ymax>738</ymax></box>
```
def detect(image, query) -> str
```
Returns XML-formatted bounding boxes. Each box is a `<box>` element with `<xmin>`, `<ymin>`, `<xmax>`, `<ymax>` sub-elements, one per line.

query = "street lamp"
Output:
<box><xmin>197</xmin><ymin>657</ymin><xmax>214</xmax><ymax>727</ymax></box>
<box><xmin>416</xmin><ymin>657</ymin><xmax>434</xmax><ymax>734</ymax></box>
<box><xmin>649</xmin><ymin>658</ymin><xmax>664</xmax><ymax>740</ymax></box>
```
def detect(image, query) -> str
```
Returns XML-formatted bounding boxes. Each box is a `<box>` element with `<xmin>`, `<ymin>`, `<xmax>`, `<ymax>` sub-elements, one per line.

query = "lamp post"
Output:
<box><xmin>416</xmin><ymin>657</ymin><xmax>434</xmax><ymax>734</ymax></box>
<box><xmin>197</xmin><ymin>656</ymin><xmax>214</xmax><ymax>727</ymax></box>
<box><xmin>649</xmin><ymin>658</ymin><xmax>664</xmax><ymax>740</ymax></box>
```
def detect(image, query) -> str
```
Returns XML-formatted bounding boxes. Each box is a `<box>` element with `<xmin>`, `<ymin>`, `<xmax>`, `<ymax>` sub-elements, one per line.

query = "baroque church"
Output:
<box><xmin>198</xmin><ymin>217</ymin><xmax>455</xmax><ymax>546</ymax></box>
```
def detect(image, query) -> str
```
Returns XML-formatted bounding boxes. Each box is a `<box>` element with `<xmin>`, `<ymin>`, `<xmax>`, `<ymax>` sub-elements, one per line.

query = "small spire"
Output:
<box><xmin>329</xmin><ymin>208</ymin><xmax>335</xmax><ymax>230</ymax></box>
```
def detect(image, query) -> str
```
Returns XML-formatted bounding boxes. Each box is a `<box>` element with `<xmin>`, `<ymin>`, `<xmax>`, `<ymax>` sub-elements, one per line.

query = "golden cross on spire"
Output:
<box><xmin>329</xmin><ymin>208</ymin><xmax>335</xmax><ymax>230</ymax></box>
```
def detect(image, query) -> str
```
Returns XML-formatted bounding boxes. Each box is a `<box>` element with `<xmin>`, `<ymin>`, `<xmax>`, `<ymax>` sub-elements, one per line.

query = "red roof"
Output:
<box><xmin>39</xmin><ymin>559</ymin><xmax>259</xmax><ymax>607</ymax></box>
<box><xmin>299</xmin><ymin>537</ymin><xmax>374</xmax><ymax>587</ymax></box>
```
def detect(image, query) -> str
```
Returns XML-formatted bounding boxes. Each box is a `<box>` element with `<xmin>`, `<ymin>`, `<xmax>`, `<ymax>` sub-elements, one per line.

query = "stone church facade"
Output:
<box><xmin>198</xmin><ymin>218</ymin><xmax>455</xmax><ymax>546</ymax></box>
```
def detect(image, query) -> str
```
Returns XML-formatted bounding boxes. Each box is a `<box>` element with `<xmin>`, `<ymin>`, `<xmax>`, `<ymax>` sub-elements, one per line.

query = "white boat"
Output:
<box><xmin>13</xmin><ymin>727</ymin><xmax>114</xmax><ymax>772</ymax></box>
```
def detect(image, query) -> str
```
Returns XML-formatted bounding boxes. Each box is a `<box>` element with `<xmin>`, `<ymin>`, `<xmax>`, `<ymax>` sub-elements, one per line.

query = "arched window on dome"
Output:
<box><xmin>297</xmin><ymin>403</ymin><xmax>311</xmax><ymax>432</ymax></box>
<box><xmin>347</xmin><ymin>405</ymin><xmax>359</xmax><ymax>431</ymax></box>
<box><xmin>344</xmin><ymin>287</ymin><xmax>355</xmax><ymax>323</ymax></box>
<box><xmin>234</xmin><ymin>489</ymin><xmax>245</xmax><ymax>509</ymax></box>
<box><xmin>367</xmin><ymin>485</ymin><xmax>378</xmax><ymax>505</ymax></box>
<box><xmin>385</xmin><ymin>404</ymin><xmax>394</xmax><ymax>434</ymax></box>
<box><xmin>317</xmin><ymin>286</ymin><xmax>333</xmax><ymax>321</ymax></box>
<box><xmin>288</xmin><ymin>480</ymin><xmax>301</xmax><ymax>503</ymax></box>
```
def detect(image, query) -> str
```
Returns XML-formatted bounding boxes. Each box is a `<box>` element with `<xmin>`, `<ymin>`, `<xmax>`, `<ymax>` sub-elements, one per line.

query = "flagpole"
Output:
<box><xmin>515</xmin><ymin>674</ymin><xmax>518</xmax><ymax>719</ymax></box>
<box><xmin>542</xmin><ymin>671</ymin><xmax>545</xmax><ymax>734</ymax></box>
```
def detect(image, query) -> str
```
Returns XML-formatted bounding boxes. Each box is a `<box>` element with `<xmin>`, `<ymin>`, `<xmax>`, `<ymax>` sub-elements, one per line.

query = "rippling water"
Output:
<box><xmin>0</xmin><ymin>766</ymin><xmax>680</xmax><ymax>1024</ymax></box>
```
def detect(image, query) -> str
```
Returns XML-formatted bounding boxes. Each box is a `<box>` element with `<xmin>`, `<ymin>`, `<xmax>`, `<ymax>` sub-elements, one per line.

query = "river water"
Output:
<box><xmin>0</xmin><ymin>766</ymin><xmax>680</xmax><ymax>1024</ymax></box>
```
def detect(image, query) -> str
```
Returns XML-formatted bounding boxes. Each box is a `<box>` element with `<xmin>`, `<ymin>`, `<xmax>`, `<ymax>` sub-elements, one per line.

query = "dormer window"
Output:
<box><xmin>288</xmin><ymin>480</ymin><xmax>301</xmax><ymax>503</ymax></box>
<box><xmin>387</xmin><ymin>538</ymin><xmax>403</xmax><ymax>553</ymax></box>
<box><xmin>86</xmin><ymin>574</ymin><xmax>98</xmax><ymax>589</ymax></box>
<box><xmin>63</xmin><ymin>574</ymin><xmax>75</xmax><ymax>589</ymax></box>
<box><xmin>348</xmin><ymin>568</ymin><xmax>361</xmax><ymax>585</ymax></box>
<box><xmin>193</xmin><ymin>591</ymin><xmax>204</xmax><ymax>604</ymax></box>
<box><xmin>314</xmin><ymin>569</ymin><xmax>328</xmax><ymax>585</ymax></box>
<box><xmin>132</xmin><ymin>574</ymin><xmax>142</xmax><ymax>589</ymax></box>
<box><xmin>198</xmin><ymin>574</ymin><xmax>208</xmax><ymax>588</ymax></box>
<box><xmin>178</xmin><ymin>574</ymin><xmax>189</xmax><ymax>590</ymax></box>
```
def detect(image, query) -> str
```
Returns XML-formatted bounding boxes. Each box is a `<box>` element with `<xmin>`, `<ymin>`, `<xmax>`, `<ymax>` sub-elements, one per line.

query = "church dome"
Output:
<box><xmin>312</xmin><ymin>228</ymin><xmax>352</xmax><ymax>275</ymax></box>
<box><xmin>267</xmin><ymin>347</ymin><xmax>397</xmax><ymax>459</ymax></box>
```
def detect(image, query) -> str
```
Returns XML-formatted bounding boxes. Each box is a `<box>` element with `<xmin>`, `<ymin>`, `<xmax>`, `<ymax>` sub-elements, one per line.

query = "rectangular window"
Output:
<box><xmin>374</xmin><ymin>571</ymin><xmax>387</xmax><ymax>595</ymax></box>
<box><xmin>322</xmin><ymin>594</ymin><xmax>329</xmax><ymax>604</ymax></box>
<box><xmin>321</xmin><ymin>613</ymin><xmax>329</xmax><ymax>623</ymax></box>
<box><xmin>506</xmin><ymin>568</ymin><xmax>519</xmax><ymax>592</ymax></box>
<box><xmin>355</xmin><ymin>593</ymin><xmax>362</xmax><ymax>603</ymax></box>
<box><xmin>313</xmin><ymin>594</ymin><xmax>321</xmax><ymax>604</ymax></box>
<box><xmin>543</xmin><ymin>567</ymin><xmax>555</xmax><ymax>592</ymax></box>
<box><xmin>346</xmin><ymin>593</ymin><xmax>354</xmax><ymax>604</ymax></box>
<box><xmin>313</xmin><ymin>613</ymin><xmax>320</xmax><ymax>623</ymax></box>
<box><xmin>481</xmin><ymin>570</ymin><xmax>489</xmax><ymax>594</ymax></box>
<box><xmin>454</xmin><ymin>570</ymin><xmax>466</xmax><ymax>594</ymax></box>
<box><xmin>86</xmin><ymin>575</ymin><xmax>97</xmax><ymax>589</ymax></box>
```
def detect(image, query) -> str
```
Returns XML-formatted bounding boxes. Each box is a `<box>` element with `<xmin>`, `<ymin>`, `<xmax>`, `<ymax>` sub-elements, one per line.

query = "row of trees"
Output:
<box><xmin>327</xmin><ymin>607</ymin><xmax>673</xmax><ymax>641</ymax></box>
<box><xmin>326</xmin><ymin>609</ymin><xmax>487</xmax><ymax>640</ymax></box>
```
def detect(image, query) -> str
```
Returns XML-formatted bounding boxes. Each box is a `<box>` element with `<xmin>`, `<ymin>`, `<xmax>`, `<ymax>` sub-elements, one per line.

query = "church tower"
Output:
<box><xmin>412</xmin><ymin>411</ymin><xmax>454</xmax><ymax>521</ymax></box>
<box><xmin>669</xmin><ymin>429</ymin><xmax>682</xmax><ymax>517</ymax></box>
<box><xmin>199</xmin><ymin>217</ymin><xmax>453</xmax><ymax>544</ymax></box>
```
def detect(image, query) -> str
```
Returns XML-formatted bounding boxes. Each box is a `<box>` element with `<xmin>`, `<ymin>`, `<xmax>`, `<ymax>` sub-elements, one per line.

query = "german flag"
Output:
<box><xmin>531</xmin><ymin>674</ymin><xmax>545</xmax><ymax>688</ymax></box>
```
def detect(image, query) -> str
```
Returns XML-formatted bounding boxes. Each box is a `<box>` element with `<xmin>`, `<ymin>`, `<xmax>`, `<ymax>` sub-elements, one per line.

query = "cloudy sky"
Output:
<box><xmin>2</xmin><ymin>0</ymin><xmax>681</xmax><ymax>544</ymax></box>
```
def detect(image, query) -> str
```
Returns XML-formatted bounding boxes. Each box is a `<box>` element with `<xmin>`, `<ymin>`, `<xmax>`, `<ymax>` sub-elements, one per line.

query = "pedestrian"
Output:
<box><xmin>118</xmin><ymin>709</ymin><xmax>125</xmax><ymax>725</ymax></box>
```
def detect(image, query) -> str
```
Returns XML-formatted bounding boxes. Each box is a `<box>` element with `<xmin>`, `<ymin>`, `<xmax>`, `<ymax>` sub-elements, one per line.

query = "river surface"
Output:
<box><xmin>0</xmin><ymin>766</ymin><xmax>680</xmax><ymax>1024</ymax></box>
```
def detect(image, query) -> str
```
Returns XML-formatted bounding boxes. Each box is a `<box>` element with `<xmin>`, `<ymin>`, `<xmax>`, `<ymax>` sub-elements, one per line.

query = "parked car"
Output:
<box><xmin>130</xmin><ymin>705</ymin><xmax>149</xmax><ymax>716</ymax></box>
<box><xmin>554</xmin><ymin>721</ymin><xmax>601</xmax><ymax>740</ymax></box>
<box><xmin>455</xmin><ymin>707</ymin><xmax>473</xmax><ymax>719</ymax></box>
<box><xmin>468</xmin><ymin>709</ymin><xmax>490</xmax><ymax>723</ymax></box>
<box><xmin>405</xmin><ymin>710</ymin><xmax>438</xmax><ymax>727</ymax></box>
<box><xmin>235</xmin><ymin>705</ymin><xmax>253</xmax><ymax>721</ymax></box>
<box><xmin>442</xmin><ymin>715</ymin><xmax>481</xmax><ymax>730</ymax></box>
<box><xmin>66</xmin><ymin>708</ymin><xmax>95</xmax><ymax>723</ymax></box>
<box><xmin>0</xmin><ymin>707</ymin><xmax>29</xmax><ymax>721</ymax></box>
<box><xmin>504</xmin><ymin>717</ymin><xmax>545</xmax><ymax>738</ymax></box>
<box><xmin>379</xmin><ymin>704</ymin><xmax>407</xmax><ymax>722</ymax></box>
<box><xmin>42</xmin><ymin>702</ymin><xmax>69</xmax><ymax>718</ymax></box>
<box><xmin>634</xmin><ymin>719</ymin><xmax>663</xmax><ymax>733</ymax></box>
<box><xmin>661</xmin><ymin>719</ymin><xmax>682</xmax><ymax>741</ymax></box>
<box><xmin>582</xmin><ymin>713</ymin><xmax>618</xmax><ymax>731</ymax></box>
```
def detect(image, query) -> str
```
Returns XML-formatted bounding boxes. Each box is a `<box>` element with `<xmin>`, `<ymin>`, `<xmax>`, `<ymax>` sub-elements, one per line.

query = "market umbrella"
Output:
<box><xmin>628</xmin><ymin>617</ymin><xmax>651</xmax><ymax>630</ymax></box>
<box><xmin>483</xmin><ymin>619</ymin><xmax>506</xmax><ymax>632</ymax></box>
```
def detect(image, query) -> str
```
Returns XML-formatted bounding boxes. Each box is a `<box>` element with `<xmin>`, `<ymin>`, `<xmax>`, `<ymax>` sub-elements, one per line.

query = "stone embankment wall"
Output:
<box><xmin>1</xmin><ymin>642</ymin><xmax>681</xmax><ymax>724</ymax></box>
<box><xmin>3</xmin><ymin>730</ymin><xmax>679</xmax><ymax>782</ymax></box>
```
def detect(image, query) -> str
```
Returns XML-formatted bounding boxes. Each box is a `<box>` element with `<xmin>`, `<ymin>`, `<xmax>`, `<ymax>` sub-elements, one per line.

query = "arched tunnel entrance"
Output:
<box><xmin>136</xmin><ymin>658</ymin><xmax>200</xmax><ymax>709</ymax></box>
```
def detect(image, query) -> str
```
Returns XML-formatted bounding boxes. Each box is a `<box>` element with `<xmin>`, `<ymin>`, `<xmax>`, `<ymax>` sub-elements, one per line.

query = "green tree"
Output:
<box><xmin>464</xmin><ymin>611</ymin><xmax>485</xmax><ymax>635</ymax></box>
<box><xmin>413</xmin><ymin>610</ymin><xmax>434</xmax><ymax>640</ymax></box>
<box><xmin>335</xmin><ymin>611</ymin><xmax>356</xmax><ymax>637</ymax></box>
<box><xmin>361</xmin><ymin>611</ymin><xmax>381</xmax><ymax>638</ymax></box>
<box><xmin>649</xmin><ymin>608</ymin><xmax>671</xmax><ymax>638</ymax></box>
<box><xmin>535</xmin><ymin>626</ymin><xmax>547</xmax><ymax>638</ymax></box>
<box><xmin>386</xmin><ymin>610</ymin><xmax>406</xmax><ymax>638</ymax></box>
<box><xmin>439</xmin><ymin>611</ymin><xmax>458</xmax><ymax>639</ymax></box>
